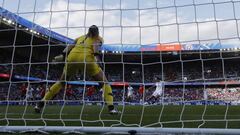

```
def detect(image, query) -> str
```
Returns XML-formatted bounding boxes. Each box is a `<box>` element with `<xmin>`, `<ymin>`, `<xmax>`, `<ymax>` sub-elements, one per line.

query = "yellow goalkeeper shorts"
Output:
<box><xmin>63</xmin><ymin>52</ymin><xmax>101</xmax><ymax>79</ymax></box>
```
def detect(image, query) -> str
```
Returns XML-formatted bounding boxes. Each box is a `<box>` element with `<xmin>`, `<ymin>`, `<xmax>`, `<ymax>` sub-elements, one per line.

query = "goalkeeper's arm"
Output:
<box><xmin>52</xmin><ymin>40</ymin><xmax>77</xmax><ymax>62</ymax></box>
<box><xmin>93</xmin><ymin>38</ymin><xmax>103</xmax><ymax>67</ymax></box>
<box><xmin>52</xmin><ymin>45</ymin><xmax>75</xmax><ymax>62</ymax></box>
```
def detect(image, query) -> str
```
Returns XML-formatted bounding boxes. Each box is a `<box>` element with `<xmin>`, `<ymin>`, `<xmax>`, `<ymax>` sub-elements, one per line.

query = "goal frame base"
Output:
<box><xmin>1</xmin><ymin>126</ymin><xmax>240</xmax><ymax>134</ymax></box>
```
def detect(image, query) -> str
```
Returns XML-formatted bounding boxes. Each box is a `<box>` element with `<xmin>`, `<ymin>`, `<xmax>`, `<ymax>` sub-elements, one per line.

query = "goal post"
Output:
<box><xmin>1</xmin><ymin>0</ymin><xmax>240</xmax><ymax>134</ymax></box>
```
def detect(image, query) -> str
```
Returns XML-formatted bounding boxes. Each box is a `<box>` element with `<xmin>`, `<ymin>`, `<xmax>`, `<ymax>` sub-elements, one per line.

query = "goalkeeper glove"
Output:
<box><xmin>52</xmin><ymin>53</ymin><xmax>66</xmax><ymax>62</ymax></box>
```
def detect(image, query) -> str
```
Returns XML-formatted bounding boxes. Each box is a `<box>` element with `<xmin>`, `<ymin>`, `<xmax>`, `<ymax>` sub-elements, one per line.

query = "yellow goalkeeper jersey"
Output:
<box><xmin>71</xmin><ymin>35</ymin><xmax>103</xmax><ymax>54</ymax></box>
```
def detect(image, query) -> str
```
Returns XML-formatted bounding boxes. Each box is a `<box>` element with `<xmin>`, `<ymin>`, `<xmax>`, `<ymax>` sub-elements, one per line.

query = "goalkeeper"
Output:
<box><xmin>35</xmin><ymin>25</ymin><xmax>119</xmax><ymax>114</ymax></box>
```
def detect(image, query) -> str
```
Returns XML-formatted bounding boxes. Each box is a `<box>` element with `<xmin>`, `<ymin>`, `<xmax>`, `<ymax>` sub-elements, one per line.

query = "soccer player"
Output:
<box><xmin>87</xmin><ymin>85</ymin><xmax>95</xmax><ymax>100</ymax></box>
<box><xmin>138</xmin><ymin>85</ymin><xmax>145</xmax><ymax>104</ymax></box>
<box><xmin>126</xmin><ymin>85</ymin><xmax>133</xmax><ymax>101</ymax></box>
<box><xmin>35</xmin><ymin>25</ymin><xmax>119</xmax><ymax>114</ymax></box>
<box><xmin>138</xmin><ymin>85</ymin><xmax>144</xmax><ymax>96</ymax></box>
<box><xmin>26</xmin><ymin>85</ymin><xmax>34</xmax><ymax>105</ymax></box>
<box><xmin>99</xmin><ymin>88</ymin><xmax>104</xmax><ymax>100</ymax></box>
<box><xmin>65</xmin><ymin>85</ymin><xmax>77</xmax><ymax>100</ymax></box>
<box><xmin>40</xmin><ymin>86</ymin><xmax>46</xmax><ymax>99</ymax></box>
<box><xmin>148</xmin><ymin>80</ymin><xmax>164</xmax><ymax>104</ymax></box>
<box><xmin>19</xmin><ymin>83</ymin><xmax>27</xmax><ymax>100</ymax></box>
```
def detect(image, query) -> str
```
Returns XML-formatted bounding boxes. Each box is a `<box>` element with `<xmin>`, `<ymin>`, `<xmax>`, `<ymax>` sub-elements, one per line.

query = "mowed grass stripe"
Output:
<box><xmin>0</xmin><ymin>105</ymin><xmax>240</xmax><ymax>128</ymax></box>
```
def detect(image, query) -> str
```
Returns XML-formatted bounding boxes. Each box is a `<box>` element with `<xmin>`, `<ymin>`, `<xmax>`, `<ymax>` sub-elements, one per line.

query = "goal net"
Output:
<box><xmin>1</xmin><ymin>0</ymin><xmax>240</xmax><ymax>134</ymax></box>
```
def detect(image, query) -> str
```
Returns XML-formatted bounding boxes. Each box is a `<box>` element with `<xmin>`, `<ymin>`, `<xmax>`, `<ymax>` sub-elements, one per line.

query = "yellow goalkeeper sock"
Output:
<box><xmin>103</xmin><ymin>84</ymin><xmax>113</xmax><ymax>106</ymax></box>
<box><xmin>43</xmin><ymin>82</ymin><xmax>63</xmax><ymax>100</ymax></box>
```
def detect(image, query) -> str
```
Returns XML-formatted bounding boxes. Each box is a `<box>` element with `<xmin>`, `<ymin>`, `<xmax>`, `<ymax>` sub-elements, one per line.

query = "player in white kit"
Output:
<box><xmin>26</xmin><ymin>85</ymin><xmax>34</xmax><ymax>105</ymax></box>
<box><xmin>148</xmin><ymin>80</ymin><xmax>164</xmax><ymax>104</ymax></box>
<box><xmin>126</xmin><ymin>85</ymin><xmax>133</xmax><ymax>102</ymax></box>
<box><xmin>152</xmin><ymin>81</ymin><xmax>164</xmax><ymax>97</ymax></box>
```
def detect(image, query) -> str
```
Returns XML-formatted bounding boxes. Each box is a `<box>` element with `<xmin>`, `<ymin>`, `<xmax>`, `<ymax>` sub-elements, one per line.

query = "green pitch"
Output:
<box><xmin>0</xmin><ymin>105</ymin><xmax>240</xmax><ymax>128</ymax></box>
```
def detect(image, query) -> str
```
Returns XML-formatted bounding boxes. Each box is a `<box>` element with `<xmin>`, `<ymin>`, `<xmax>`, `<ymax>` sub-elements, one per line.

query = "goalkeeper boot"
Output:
<box><xmin>34</xmin><ymin>101</ymin><xmax>44</xmax><ymax>113</ymax></box>
<box><xmin>108</xmin><ymin>105</ymin><xmax>121</xmax><ymax>115</ymax></box>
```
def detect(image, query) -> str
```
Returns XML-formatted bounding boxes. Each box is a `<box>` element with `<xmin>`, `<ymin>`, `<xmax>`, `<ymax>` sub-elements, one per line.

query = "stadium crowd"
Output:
<box><xmin>1</xmin><ymin>55</ymin><xmax>240</xmax><ymax>104</ymax></box>
<box><xmin>1</xmin><ymin>81</ymin><xmax>240</xmax><ymax>105</ymax></box>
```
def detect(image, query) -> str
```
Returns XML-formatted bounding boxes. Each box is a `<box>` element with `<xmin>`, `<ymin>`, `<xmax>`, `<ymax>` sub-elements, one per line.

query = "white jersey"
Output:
<box><xmin>35</xmin><ymin>87</ymin><xmax>41</xmax><ymax>99</ymax></box>
<box><xmin>100</xmin><ymin>88</ymin><xmax>104</xmax><ymax>100</ymax></box>
<box><xmin>127</xmin><ymin>86</ymin><xmax>133</xmax><ymax>97</ymax></box>
<box><xmin>26</xmin><ymin>87</ymin><xmax>34</xmax><ymax>99</ymax></box>
<box><xmin>152</xmin><ymin>81</ymin><xmax>164</xmax><ymax>97</ymax></box>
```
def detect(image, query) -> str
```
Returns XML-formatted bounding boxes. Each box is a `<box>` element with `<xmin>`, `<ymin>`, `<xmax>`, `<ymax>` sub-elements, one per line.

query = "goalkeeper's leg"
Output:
<box><xmin>34</xmin><ymin>80</ymin><xmax>65</xmax><ymax>113</ymax></box>
<box><xmin>35</xmin><ymin>63</ymin><xmax>76</xmax><ymax>113</ymax></box>
<box><xmin>92</xmin><ymin>70</ymin><xmax>120</xmax><ymax>115</ymax></box>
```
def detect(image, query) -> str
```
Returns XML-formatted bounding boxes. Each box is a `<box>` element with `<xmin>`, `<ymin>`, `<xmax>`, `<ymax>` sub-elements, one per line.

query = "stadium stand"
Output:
<box><xmin>1</xmin><ymin>4</ymin><xmax>240</xmax><ymax>109</ymax></box>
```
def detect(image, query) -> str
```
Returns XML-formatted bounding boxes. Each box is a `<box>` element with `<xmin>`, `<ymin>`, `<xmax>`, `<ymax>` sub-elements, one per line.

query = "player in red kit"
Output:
<box><xmin>20</xmin><ymin>83</ymin><xmax>27</xmax><ymax>100</ymax></box>
<box><xmin>138</xmin><ymin>85</ymin><xmax>144</xmax><ymax>95</ymax></box>
<box><xmin>87</xmin><ymin>85</ymin><xmax>95</xmax><ymax>100</ymax></box>
<box><xmin>65</xmin><ymin>85</ymin><xmax>77</xmax><ymax>100</ymax></box>
<box><xmin>138</xmin><ymin>85</ymin><xmax>145</xmax><ymax>104</ymax></box>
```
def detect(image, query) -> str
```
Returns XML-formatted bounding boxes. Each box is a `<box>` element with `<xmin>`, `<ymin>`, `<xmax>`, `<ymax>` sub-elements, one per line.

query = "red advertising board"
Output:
<box><xmin>156</xmin><ymin>44</ymin><xmax>182</xmax><ymax>51</ymax></box>
<box><xmin>112</xmin><ymin>82</ymin><xmax>129</xmax><ymax>86</ymax></box>
<box><xmin>140</xmin><ymin>43</ymin><xmax>182</xmax><ymax>52</ymax></box>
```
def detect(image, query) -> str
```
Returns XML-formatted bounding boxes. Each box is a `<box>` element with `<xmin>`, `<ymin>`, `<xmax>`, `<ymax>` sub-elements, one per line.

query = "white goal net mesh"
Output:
<box><xmin>1</xmin><ymin>0</ymin><xmax>240</xmax><ymax>134</ymax></box>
